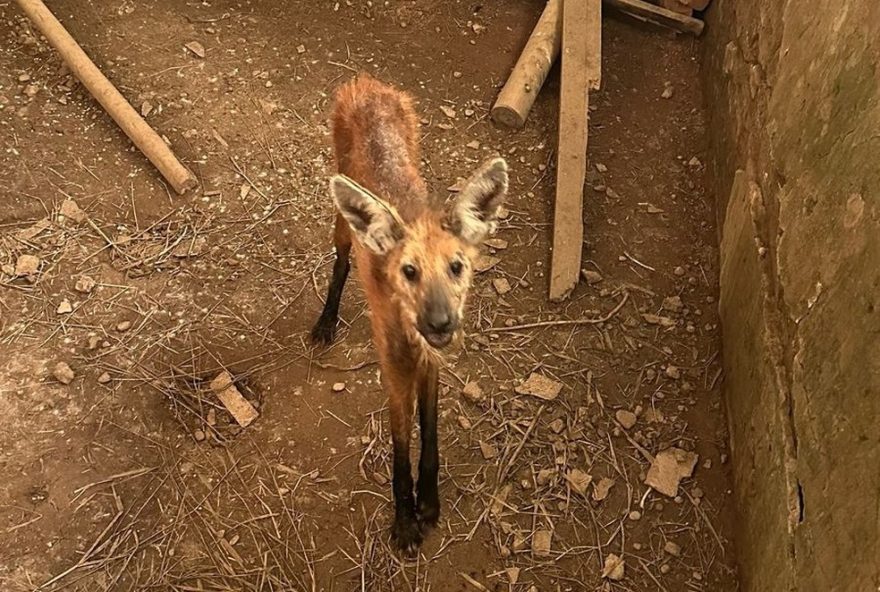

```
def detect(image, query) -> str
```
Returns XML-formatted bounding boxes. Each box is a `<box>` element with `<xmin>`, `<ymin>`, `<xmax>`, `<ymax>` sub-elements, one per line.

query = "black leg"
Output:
<box><xmin>416</xmin><ymin>363</ymin><xmax>440</xmax><ymax>528</ymax></box>
<box><xmin>310</xmin><ymin>250</ymin><xmax>350</xmax><ymax>344</ymax></box>
<box><xmin>389</xmin><ymin>379</ymin><xmax>422</xmax><ymax>554</ymax></box>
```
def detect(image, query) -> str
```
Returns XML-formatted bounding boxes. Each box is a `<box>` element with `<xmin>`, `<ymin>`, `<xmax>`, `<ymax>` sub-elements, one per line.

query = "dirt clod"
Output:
<box><xmin>462</xmin><ymin>381</ymin><xmax>484</xmax><ymax>404</ymax></box>
<box><xmin>53</xmin><ymin>362</ymin><xmax>75</xmax><ymax>385</ymax></box>
<box><xmin>615</xmin><ymin>409</ymin><xmax>637</xmax><ymax>429</ymax></box>
<box><xmin>515</xmin><ymin>373</ymin><xmax>563</xmax><ymax>400</ymax></box>
<box><xmin>15</xmin><ymin>254</ymin><xmax>40</xmax><ymax>277</ymax></box>
<box><xmin>602</xmin><ymin>553</ymin><xmax>625</xmax><ymax>580</ymax></box>
<box><xmin>56</xmin><ymin>299</ymin><xmax>73</xmax><ymax>314</ymax></box>
<box><xmin>645</xmin><ymin>447</ymin><xmax>699</xmax><ymax>497</ymax></box>
<box><xmin>532</xmin><ymin>529</ymin><xmax>552</xmax><ymax>558</ymax></box>
<box><xmin>75</xmin><ymin>275</ymin><xmax>96</xmax><ymax>293</ymax></box>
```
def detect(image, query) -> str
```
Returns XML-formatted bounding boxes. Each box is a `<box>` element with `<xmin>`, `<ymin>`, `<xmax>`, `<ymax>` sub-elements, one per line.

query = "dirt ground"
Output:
<box><xmin>0</xmin><ymin>1</ymin><xmax>738</xmax><ymax>591</ymax></box>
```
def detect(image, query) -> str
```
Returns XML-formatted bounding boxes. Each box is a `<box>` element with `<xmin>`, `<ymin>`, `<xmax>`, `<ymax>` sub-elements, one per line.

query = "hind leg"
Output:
<box><xmin>311</xmin><ymin>214</ymin><xmax>351</xmax><ymax>345</ymax></box>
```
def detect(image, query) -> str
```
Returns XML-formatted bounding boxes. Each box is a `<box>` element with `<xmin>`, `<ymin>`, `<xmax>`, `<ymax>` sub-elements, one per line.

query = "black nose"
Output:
<box><xmin>426</xmin><ymin>309</ymin><xmax>453</xmax><ymax>334</ymax></box>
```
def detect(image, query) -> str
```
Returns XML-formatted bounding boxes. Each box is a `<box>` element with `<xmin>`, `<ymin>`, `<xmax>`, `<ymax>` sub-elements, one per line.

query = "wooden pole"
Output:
<box><xmin>549</xmin><ymin>0</ymin><xmax>601</xmax><ymax>302</ymax></box>
<box><xmin>604</xmin><ymin>0</ymin><xmax>704</xmax><ymax>36</ymax></box>
<box><xmin>15</xmin><ymin>0</ymin><xmax>198</xmax><ymax>194</ymax></box>
<box><xmin>490</xmin><ymin>0</ymin><xmax>562</xmax><ymax>129</ymax></box>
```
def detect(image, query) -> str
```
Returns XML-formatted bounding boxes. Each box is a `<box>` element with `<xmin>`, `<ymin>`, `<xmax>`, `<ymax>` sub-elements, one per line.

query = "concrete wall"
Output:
<box><xmin>702</xmin><ymin>1</ymin><xmax>880</xmax><ymax>590</ymax></box>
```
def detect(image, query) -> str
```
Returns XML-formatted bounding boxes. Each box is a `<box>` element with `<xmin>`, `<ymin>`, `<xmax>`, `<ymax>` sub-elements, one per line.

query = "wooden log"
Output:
<box><xmin>14</xmin><ymin>0</ymin><xmax>198</xmax><ymax>194</ymax></box>
<box><xmin>603</xmin><ymin>0</ymin><xmax>704</xmax><ymax>36</ymax></box>
<box><xmin>491</xmin><ymin>0</ymin><xmax>562</xmax><ymax>129</ymax></box>
<box><xmin>549</xmin><ymin>0</ymin><xmax>600</xmax><ymax>302</ymax></box>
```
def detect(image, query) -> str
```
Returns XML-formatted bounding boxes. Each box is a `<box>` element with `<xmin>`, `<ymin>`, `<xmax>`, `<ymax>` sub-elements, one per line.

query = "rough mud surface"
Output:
<box><xmin>0</xmin><ymin>1</ymin><xmax>736</xmax><ymax>590</ymax></box>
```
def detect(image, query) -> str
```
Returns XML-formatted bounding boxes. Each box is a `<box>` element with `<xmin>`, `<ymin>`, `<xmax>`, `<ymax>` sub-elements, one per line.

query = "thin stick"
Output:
<box><xmin>486</xmin><ymin>292</ymin><xmax>628</xmax><ymax>333</ymax></box>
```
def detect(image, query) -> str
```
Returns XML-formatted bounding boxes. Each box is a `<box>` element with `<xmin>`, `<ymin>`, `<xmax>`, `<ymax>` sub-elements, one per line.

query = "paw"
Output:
<box><xmin>417</xmin><ymin>498</ymin><xmax>440</xmax><ymax>529</ymax></box>
<box><xmin>310</xmin><ymin>317</ymin><xmax>337</xmax><ymax>345</ymax></box>
<box><xmin>391</xmin><ymin>515</ymin><xmax>423</xmax><ymax>555</ymax></box>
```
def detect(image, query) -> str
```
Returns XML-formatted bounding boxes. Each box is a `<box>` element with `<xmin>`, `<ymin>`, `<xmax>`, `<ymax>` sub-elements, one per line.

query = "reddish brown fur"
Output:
<box><xmin>316</xmin><ymin>74</ymin><xmax>503</xmax><ymax>551</ymax></box>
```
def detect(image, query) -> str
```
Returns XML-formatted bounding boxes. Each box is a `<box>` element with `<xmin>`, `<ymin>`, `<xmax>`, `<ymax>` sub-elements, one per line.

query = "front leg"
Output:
<box><xmin>387</xmin><ymin>369</ymin><xmax>422</xmax><ymax>554</ymax></box>
<box><xmin>416</xmin><ymin>362</ymin><xmax>440</xmax><ymax>528</ymax></box>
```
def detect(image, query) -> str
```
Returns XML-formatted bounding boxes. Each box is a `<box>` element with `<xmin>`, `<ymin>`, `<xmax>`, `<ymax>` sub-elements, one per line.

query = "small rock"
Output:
<box><xmin>87</xmin><ymin>335</ymin><xmax>101</xmax><ymax>350</ymax></box>
<box><xmin>484</xmin><ymin>238</ymin><xmax>508</xmax><ymax>250</ymax></box>
<box><xmin>480</xmin><ymin>440</ymin><xmax>498</xmax><ymax>459</ymax></box>
<box><xmin>75</xmin><ymin>275</ymin><xmax>96</xmax><ymax>294</ymax></box>
<box><xmin>664</xmin><ymin>541</ymin><xmax>682</xmax><ymax>556</ymax></box>
<box><xmin>662</xmin><ymin>295</ymin><xmax>683</xmax><ymax>313</ymax></box>
<box><xmin>645</xmin><ymin>447</ymin><xmax>699</xmax><ymax>497</ymax></box>
<box><xmin>24</xmin><ymin>84</ymin><xmax>39</xmax><ymax>97</ymax></box>
<box><xmin>185</xmin><ymin>41</ymin><xmax>206</xmax><ymax>58</ymax></box>
<box><xmin>592</xmin><ymin>477</ymin><xmax>614</xmax><ymax>501</ymax></box>
<box><xmin>536</xmin><ymin>468</ymin><xmax>555</xmax><ymax>486</ymax></box>
<box><xmin>565</xmin><ymin>469</ymin><xmax>592</xmax><ymax>495</ymax></box>
<box><xmin>440</xmin><ymin>105</ymin><xmax>456</xmax><ymax>118</ymax></box>
<box><xmin>688</xmin><ymin>156</ymin><xmax>702</xmax><ymax>167</ymax></box>
<box><xmin>595</xmin><ymin>163</ymin><xmax>608</xmax><ymax>173</ymax></box>
<box><xmin>660</xmin><ymin>563</ymin><xmax>671</xmax><ymax>574</ymax></box>
<box><xmin>141</xmin><ymin>100</ymin><xmax>154</xmax><ymax>117</ymax></box>
<box><xmin>453</xmin><ymin>71</ymin><xmax>462</xmax><ymax>78</ymax></box>
<box><xmin>59</xmin><ymin>199</ymin><xmax>86</xmax><ymax>223</ymax></box>
<box><xmin>628</xmin><ymin>510</ymin><xmax>642</xmax><ymax>521</ymax></box>
<box><xmin>548</xmin><ymin>418</ymin><xmax>565</xmax><ymax>434</ymax></box>
<box><xmin>532</xmin><ymin>529</ymin><xmax>552</xmax><ymax>558</ymax></box>
<box><xmin>615</xmin><ymin>409</ymin><xmax>637</xmax><ymax>430</ymax></box>
<box><xmin>53</xmin><ymin>362</ymin><xmax>75</xmax><ymax>385</ymax></box>
<box><xmin>331</xmin><ymin>382</ymin><xmax>346</xmax><ymax>393</ymax></box>
<box><xmin>462</xmin><ymin>381</ymin><xmax>484</xmax><ymax>404</ymax></box>
<box><xmin>674</xmin><ymin>266</ymin><xmax>686</xmax><ymax>276</ymax></box>
<box><xmin>473</xmin><ymin>254</ymin><xmax>500</xmax><ymax>273</ymax></box>
<box><xmin>194</xmin><ymin>429</ymin><xmax>206</xmax><ymax>441</ymax></box>
<box><xmin>116</xmin><ymin>320</ymin><xmax>132</xmax><ymax>332</ymax></box>
<box><xmin>466</xmin><ymin>140</ymin><xmax>480</xmax><ymax>150</ymax></box>
<box><xmin>515</xmin><ymin>373</ymin><xmax>563</xmax><ymax>401</ymax></box>
<box><xmin>97</xmin><ymin>372</ymin><xmax>111</xmax><ymax>384</ymax></box>
<box><xmin>661</xmin><ymin>86</ymin><xmax>674</xmax><ymax>99</ymax></box>
<box><xmin>15</xmin><ymin>254</ymin><xmax>40</xmax><ymax>277</ymax></box>
<box><xmin>581</xmin><ymin>269</ymin><xmax>603</xmax><ymax>284</ymax></box>
<box><xmin>492</xmin><ymin>277</ymin><xmax>512</xmax><ymax>295</ymax></box>
<box><xmin>457</xmin><ymin>415</ymin><xmax>472</xmax><ymax>430</ymax></box>
<box><xmin>665</xmin><ymin>365</ymin><xmax>682</xmax><ymax>380</ymax></box>
<box><xmin>602</xmin><ymin>553</ymin><xmax>625</xmax><ymax>581</ymax></box>
<box><xmin>296</xmin><ymin>44</ymin><xmax>306</xmax><ymax>54</ymax></box>
<box><xmin>642</xmin><ymin>313</ymin><xmax>676</xmax><ymax>328</ymax></box>
<box><xmin>18</xmin><ymin>73</ymin><xmax>31</xmax><ymax>82</ymax></box>
<box><xmin>56</xmin><ymin>299</ymin><xmax>73</xmax><ymax>314</ymax></box>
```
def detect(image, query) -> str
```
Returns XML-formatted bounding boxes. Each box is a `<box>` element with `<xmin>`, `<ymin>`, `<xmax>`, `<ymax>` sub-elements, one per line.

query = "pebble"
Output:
<box><xmin>466</xmin><ymin>140</ymin><xmax>480</xmax><ymax>149</ymax></box>
<box><xmin>674</xmin><ymin>266</ymin><xmax>686</xmax><ymax>276</ymax></box>
<box><xmin>602</xmin><ymin>553</ymin><xmax>625</xmax><ymax>581</ymax></box>
<box><xmin>665</xmin><ymin>365</ymin><xmax>681</xmax><ymax>380</ymax></box>
<box><xmin>97</xmin><ymin>372</ymin><xmax>111</xmax><ymax>384</ymax></box>
<box><xmin>628</xmin><ymin>510</ymin><xmax>642</xmax><ymax>521</ymax></box>
<box><xmin>660</xmin><ymin>564</ymin><xmax>671</xmax><ymax>574</ymax></box>
<box><xmin>53</xmin><ymin>362</ymin><xmax>75</xmax><ymax>385</ymax></box>
<box><xmin>664</xmin><ymin>541</ymin><xmax>682</xmax><ymax>556</ymax></box>
<box><xmin>75</xmin><ymin>275</ymin><xmax>96</xmax><ymax>293</ymax></box>
<box><xmin>56</xmin><ymin>299</ymin><xmax>73</xmax><ymax>314</ymax></box>
<box><xmin>462</xmin><ymin>381</ymin><xmax>484</xmax><ymax>404</ymax></box>
<box><xmin>116</xmin><ymin>320</ymin><xmax>132</xmax><ymax>332</ymax></box>
<box><xmin>194</xmin><ymin>429</ymin><xmax>206</xmax><ymax>442</ymax></box>
<box><xmin>331</xmin><ymin>382</ymin><xmax>346</xmax><ymax>393</ymax></box>
<box><xmin>580</xmin><ymin>269</ymin><xmax>603</xmax><ymax>284</ymax></box>
<box><xmin>532</xmin><ymin>529</ymin><xmax>552</xmax><ymax>558</ymax></box>
<box><xmin>661</xmin><ymin>86</ymin><xmax>674</xmax><ymax>99</ymax></box>
<box><xmin>15</xmin><ymin>254</ymin><xmax>40</xmax><ymax>276</ymax></box>
<box><xmin>595</xmin><ymin>163</ymin><xmax>608</xmax><ymax>172</ymax></box>
<box><xmin>492</xmin><ymin>277</ymin><xmax>512</xmax><ymax>295</ymax></box>
<box><xmin>615</xmin><ymin>409</ymin><xmax>637</xmax><ymax>429</ymax></box>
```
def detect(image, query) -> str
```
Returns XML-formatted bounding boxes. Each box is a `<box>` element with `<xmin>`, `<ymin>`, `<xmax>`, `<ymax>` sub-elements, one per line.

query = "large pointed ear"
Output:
<box><xmin>331</xmin><ymin>175</ymin><xmax>404</xmax><ymax>255</ymax></box>
<box><xmin>448</xmin><ymin>157</ymin><xmax>508</xmax><ymax>244</ymax></box>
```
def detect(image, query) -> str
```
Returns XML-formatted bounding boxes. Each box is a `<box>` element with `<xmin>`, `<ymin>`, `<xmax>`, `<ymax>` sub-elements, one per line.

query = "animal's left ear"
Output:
<box><xmin>448</xmin><ymin>157</ymin><xmax>509</xmax><ymax>244</ymax></box>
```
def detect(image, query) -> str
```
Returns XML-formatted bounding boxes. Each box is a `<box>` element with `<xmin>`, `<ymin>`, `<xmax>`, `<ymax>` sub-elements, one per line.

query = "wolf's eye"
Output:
<box><xmin>449</xmin><ymin>260</ymin><xmax>463</xmax><ymax>277</ymax></box>
<box><xmin>402</xmin><ymin>264</ymin><xmax>419</xmax><ymax>282</ymax></box>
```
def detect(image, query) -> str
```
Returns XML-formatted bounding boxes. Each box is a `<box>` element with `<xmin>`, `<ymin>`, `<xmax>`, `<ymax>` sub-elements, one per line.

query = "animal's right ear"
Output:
<box><xmin>331</xmin><ymin>176</ymin><xmax>404</xmax><ymax>255</ymax></box>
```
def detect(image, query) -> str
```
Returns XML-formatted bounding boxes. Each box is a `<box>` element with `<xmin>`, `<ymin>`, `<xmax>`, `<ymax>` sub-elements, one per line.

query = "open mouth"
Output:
<box><xmin>423</xmin><ymin>331</ymin><xmax>454</xmax><ymax>349</ymax></box>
